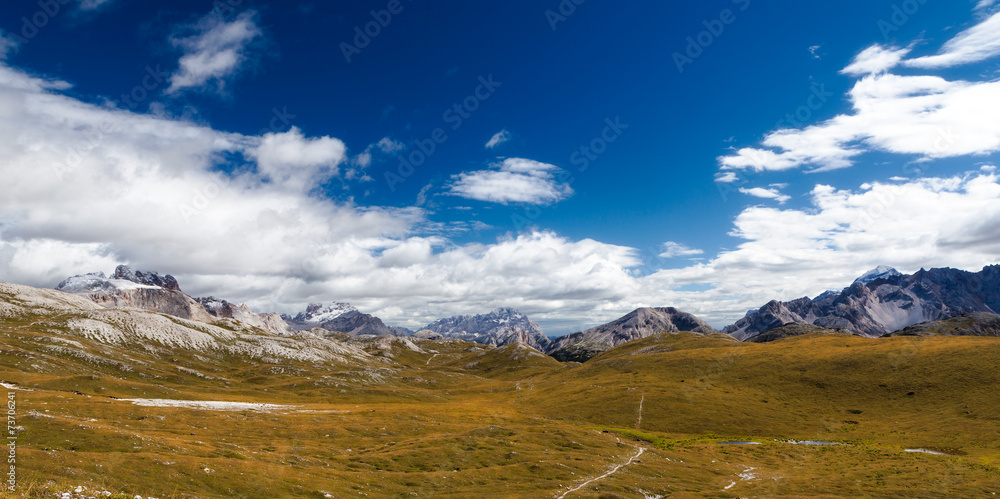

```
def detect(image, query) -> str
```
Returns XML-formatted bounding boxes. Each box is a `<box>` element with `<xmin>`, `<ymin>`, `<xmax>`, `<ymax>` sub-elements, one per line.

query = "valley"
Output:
<box><xmin>2</xmin><ymin>318</ymin><xmax>999</xmax><ymax>497</ymax></box>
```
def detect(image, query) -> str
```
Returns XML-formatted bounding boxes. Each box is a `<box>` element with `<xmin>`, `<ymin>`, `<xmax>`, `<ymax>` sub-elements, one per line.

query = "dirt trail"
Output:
<box><xmin>555</xmin><ymin>445</ymin><xmax>646</xmax><ymax>499</ymax></box>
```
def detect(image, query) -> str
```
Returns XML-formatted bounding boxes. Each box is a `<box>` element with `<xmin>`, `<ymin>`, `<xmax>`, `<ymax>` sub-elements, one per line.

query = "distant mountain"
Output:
<box><xmin>423</xmin><ymin>308</ymin><xmax>549</xmax><ymax>351</ymax></box>
<box><xmin>725</xmin><ymin>265</ymin><xmax>1000</xmax><ymax>341</ymax></box>
<box><xmin>283</xmin><ymin>302</ymin><xmax>411</xmax><ymax>337</ymax></box>
<box><xmin>546</xmin><ymin>307</ymin><xmax>716</xmax><ymax>362</ymax></box>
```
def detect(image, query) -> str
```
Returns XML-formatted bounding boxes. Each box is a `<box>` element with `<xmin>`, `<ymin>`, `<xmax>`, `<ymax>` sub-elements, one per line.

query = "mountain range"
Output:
<box><xmin>422</xmin><ymin>307</ymin><xmax>551</xmax><ymax>351</ymax></box>
<box><xmin>725</xmin><ymin>265</ymin><xmax>1000</xmax><ymax>341</ymax></box>
<box><xmin>46</xmin><ymin>263</ymin><xmax>1000</xmax><ymax>360</ymax></box>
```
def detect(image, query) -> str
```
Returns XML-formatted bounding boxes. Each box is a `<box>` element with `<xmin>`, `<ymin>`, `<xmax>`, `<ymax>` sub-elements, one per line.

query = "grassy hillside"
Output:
<box><xmin>2</xmin><ymin>301</ymin><xmax>999</xmax><ymax>498</ymax></box>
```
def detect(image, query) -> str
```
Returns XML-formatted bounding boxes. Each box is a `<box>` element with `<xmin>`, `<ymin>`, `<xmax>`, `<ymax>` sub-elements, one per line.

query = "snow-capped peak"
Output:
<box><xmin>294</xmin><ymin>302</ymin><xmax>358</xmax><ymax>323</ymax></box>
<box><xmin>855</xmin><ymin>265</ymin><xmax>903</xmax><ymax>285</ymax></box>
<box><xmin>56</xmin><ymin>272</ymin><xmax>162</xmax><ymax>294</ymax></box>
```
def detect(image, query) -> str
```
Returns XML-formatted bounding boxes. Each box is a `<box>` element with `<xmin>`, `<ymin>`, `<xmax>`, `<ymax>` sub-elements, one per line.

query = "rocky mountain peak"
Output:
<box><xmin>424</xmin><ymin>308</ymin><xmax>549</xmax><ymax>350</ymax></box>
<box><xmin>854</xmin><ymin>265</ymin><xmax>903</xmax><ymax>285</ymax></box>
<box><xmin>112</xmin><ymin>265</ymin><xmax>181</xmax><ymax>291</ymax></box>
<box><xmin>288</xmin><ymin>302</ymin><xmax>358</xmax><ymax>324</ymax></box>
<box><xmin>545</xmin><ymin>306</ymin><xmax>716</xmax><ymax>362</ymax></box>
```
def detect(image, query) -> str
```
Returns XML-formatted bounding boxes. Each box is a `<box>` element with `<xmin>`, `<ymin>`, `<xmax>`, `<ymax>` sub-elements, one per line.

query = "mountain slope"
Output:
<box><xmin>545</xmin><ymin>307</ymin><xmax>717</xmax><ymax>362</ymax></box>
<box><xmin>888</xmin><ymin>312</ymin><xmax>1000</xmax><ymax>337</ymax></box>
<box><xmin>1</xmin><ymin>281</ymin><xmax>373</xmax><ymax>366</ymax></box>
<box><xmin>423</xmin><ymin>307</ymin><xmax>550</xmax><ymax>350</ymax></box>
<box><xmin>725</xmin><ymin>265</ymin><xmax>1000</xmax><ymax>341</ymax></box>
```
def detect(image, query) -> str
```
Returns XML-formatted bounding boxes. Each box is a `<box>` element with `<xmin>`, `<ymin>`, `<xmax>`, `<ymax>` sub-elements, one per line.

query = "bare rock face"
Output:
<box><xmin>423</xmin><ymin>308</ymin><xmax>550</xmax><ymax>351</ymax></box>
<box><xmin>111</xmin><ymin>265</ymin><xmax>181</xmax><ymax>291</ymax></box>
<box><xmin>57</xmin><ymin>267</ymin><xmax>214</xmax><ymax>323</ymax></box>
<box><xmin>725</xmin><ymin>265</ymin><xmax>1000</xmax><ymax>341</ymax></box>
<box><xmin>196</xmin><ymin>296</ymin><xmax>292</xmax><ymax>336</ymax></box>
<box><xmin>546</xmin><ymin>307</ymin><xmax>716</xmax><ymax>362</ymax></box>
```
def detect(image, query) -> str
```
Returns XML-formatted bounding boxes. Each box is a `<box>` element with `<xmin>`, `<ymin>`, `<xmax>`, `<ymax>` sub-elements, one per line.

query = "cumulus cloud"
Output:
<box><xmin>720</xmin><ymin>73</ymin><xmax>1000</xmax><ymax>173</ymax></box>
<box><xmin>0</xmin><ymin>61</ymin><xmax>643</xmax><ymax>333</ymax></box>
<box><xmin>248</xmin><ymin>127</ymin><xmax>346</xmax><ymax>191</ymax></box>
<box><xmin>721</xmin><ymin>8</ymin><xmax>1000</xmax><ymax>174</ymax></box>
<box><xmin>905</xmin><ymin>11</ymin><xmax>1000</xmax><ymax>68</ymax></box>
<box><xmin>166</xmin><ymin>11</ymin><xmax>262</xmax><ymax>95</ymax></box>
<box><xmin>841</xmin><ymin>44</ymin><xmax>911</xmax><ymax>76</ymax></box>
<box><xmin>2</xmin><ymin>36</ymin><xmax>1000</xmax><ymax>335</ymax></box>
<box><xmin>485</xmin><ymin>129</ymin><xmax>511</xmax><ymax>149</ymax></box>
<box><xmin>446</xmin><ymin>158</ymin><xmax>574</xmax><ymax>205</ymax></box>
<box><xmin>659</xmin><ymin>242</ymin><xmax>703</xmax><ymax>259</ymax></box>
<box><xmin>739</xmin><ymin>186</ymin><xmax>791</xmax><ymax>204</ymax></box>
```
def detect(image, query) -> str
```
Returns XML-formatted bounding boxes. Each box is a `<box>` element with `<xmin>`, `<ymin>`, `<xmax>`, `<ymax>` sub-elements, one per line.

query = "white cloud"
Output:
<box><xmin>722</xmin><ymin>7</ymin><xmax>1000</xmax><ymax>174</ymax></box>
<box><xmin>0</xmin><ymin>61</ymin><xmax>643</xmax><ymax>334</ymax></box>
<box><xmin>976</xmin><ymin>0</ymin><xmax>997</xmax><ymax>10</ymax></box>
<box><xmin>3</xmin><ymin>46</ymin><xmax>1000</xmax><ymax>336</ymax></box>
<box><xmin>808</xmin><ymin>45</ymin><xmax>822</xmax><ymax>59</ymax></box>
<box><xmin>485</xmin><ymin>129</ymin><xmax>511</xmax><ymax>149</ymax></box>
<box><xmin>351</xmin><ymin>137</ymin><xmax>403</xmax><ymax>170</ymax></box>
<box><xmin>249</xmin><ymin>127</ymin><xmax>346</xmax><ymax>191</ymax></box>
<box><xmin>739</xmin><ymin>187</ymin><xmax>791</xmax><ymax>204</ymax></box>
<box><xmin>659</xmin><ymin>242</ymin><xmax>704</xmax><ymax>259</ymax></box>
<box><xmin>721</xmin><ymin>74</ymin><xmax>1000</xmax><ymax>172</ymax></box>
<box><xmin>841</xmin><ymin>44</ymin><xmax>911</xmax><ymax>76</ymax></box>
<box><xmin>353</xmin><ymin>151</ymin><xmax>372</xmax><ymax>168</ymax></box>
<box><xmin>446</xmin><ymin>158</ymin><xmax>574</xmax><ymax>205</ymax></box>
<box><xmin>166</xmin><ymin>11</ymin><xmax>262</xmax><ymax>95</ymax></box>
<box><xmin>0</xmin><ymin>32</ymin><xmax>17</xmax><ymax>60</ymax></box>
<box><xmin>377</xmin><ymin>137</ymin><xmax>404</xmax><ymax>153</ymax></box>
<box><xmin>905</xmin><ymin>11</ymin><xmax>1000</xmax><ymax>68</ymax></box>
<box><xmin>79</xmin><ymin>0</ymin><xmax>115</xmax><ymax>11</ymax></box>
<box><xmin>714</xmin><ymin>171</ymin><xmax>740</xmax><ymax>183</ymax></box>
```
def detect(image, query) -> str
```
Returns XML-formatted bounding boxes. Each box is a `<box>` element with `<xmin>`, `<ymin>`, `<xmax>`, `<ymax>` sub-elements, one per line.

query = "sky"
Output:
<box><xmin>1</xmin><ymin>0</ymin><xmax>999</xmax><ymax>335</ymax></box>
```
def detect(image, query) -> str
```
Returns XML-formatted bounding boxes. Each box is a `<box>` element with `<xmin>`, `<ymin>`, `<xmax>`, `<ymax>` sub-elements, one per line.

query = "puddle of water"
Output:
<box><xmin>904</xmin><ymin>448</ymin><xmax>949</xmax><ymax>456</ymax></box>
<box><xmin>719</xmin><ymin>441</ymin><xmax>761</xmax><ymax>445</ymax></box>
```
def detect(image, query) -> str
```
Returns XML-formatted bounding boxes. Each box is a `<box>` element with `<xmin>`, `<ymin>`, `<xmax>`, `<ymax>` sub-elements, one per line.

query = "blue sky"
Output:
<box><xmin>1</xmin><ymin>0</ymin><xmax>999</xmax><ymax>335</ymax></box>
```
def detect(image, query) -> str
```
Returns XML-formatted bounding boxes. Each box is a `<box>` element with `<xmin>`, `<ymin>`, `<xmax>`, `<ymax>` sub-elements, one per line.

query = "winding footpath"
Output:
<box><xmin>555</xmin><ymin>445</ymin><xmax>647</xmax><ymax>499</ymax></box>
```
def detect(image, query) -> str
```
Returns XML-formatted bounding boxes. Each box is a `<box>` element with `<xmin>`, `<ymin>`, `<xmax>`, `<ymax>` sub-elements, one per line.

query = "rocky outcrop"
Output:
<box><xmin>197</xmin><ymin>296</ymin><xmax>291</xmax><ymax>336</ymax></box>
<box><xmin>546</xmin><ymin>307</ymin><xmax>716</xmax><ymax>362</ymax></box>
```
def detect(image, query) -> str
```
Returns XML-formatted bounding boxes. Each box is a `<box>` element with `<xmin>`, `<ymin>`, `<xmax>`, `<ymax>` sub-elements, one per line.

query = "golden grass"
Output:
<box><xmin>1</xmin><ymin>321</ymin><xmax>999</xmax><ymax>498</ymax></box>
